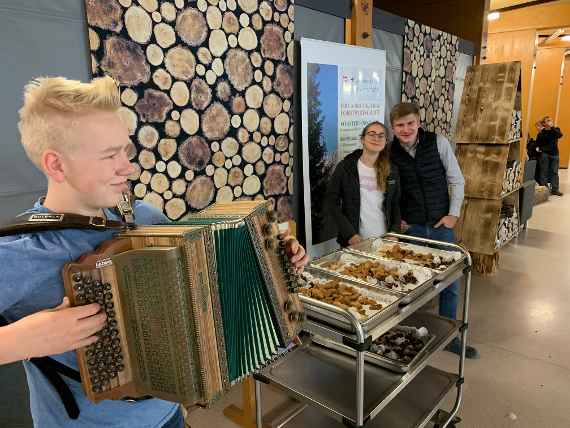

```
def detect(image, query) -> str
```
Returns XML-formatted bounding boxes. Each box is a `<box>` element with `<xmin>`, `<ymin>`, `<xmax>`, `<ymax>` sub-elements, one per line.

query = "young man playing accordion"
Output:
<box><xmin>0</xmin><ymin>76</ymin><xmax>308</xmax><ymax>428</ymax></box>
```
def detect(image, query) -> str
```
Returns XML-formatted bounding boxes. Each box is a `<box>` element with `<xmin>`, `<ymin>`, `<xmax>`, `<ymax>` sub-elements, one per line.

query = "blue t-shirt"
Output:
<box><xmin>0</xmin><ymin>200</ymin><xmax>180</xmax><ymax>427</ymax></box>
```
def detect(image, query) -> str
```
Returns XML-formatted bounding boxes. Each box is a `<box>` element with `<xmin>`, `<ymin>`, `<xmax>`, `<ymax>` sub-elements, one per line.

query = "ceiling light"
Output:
<box><xmin>488</xmin><ymin>11</ymin><xmax>500</xmax><ymax>21</ymax></box>
<box><xmin>562</xmin><ymin>35</ymin><xmax>570</xmax><ymax>42</ymax></box>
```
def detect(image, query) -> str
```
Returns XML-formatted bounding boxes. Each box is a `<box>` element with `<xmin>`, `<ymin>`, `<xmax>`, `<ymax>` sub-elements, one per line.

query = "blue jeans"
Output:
<box><xmin>406</xmin><ymin>224</ymin><xmax>459</xmax><ymax>320</ymax></box>
<box><xmin>539</xmin><ymin>153</ymin><xmax>560</xmax><ymax>192</ymax></box>
<box><xmin>162</xmin><ymin>406</ymin><xmax>185</xmax><ymax>428</ymax></box>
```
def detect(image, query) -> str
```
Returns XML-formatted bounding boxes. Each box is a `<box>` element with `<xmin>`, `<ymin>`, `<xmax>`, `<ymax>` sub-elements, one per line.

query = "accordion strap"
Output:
<box><xmin>30</xmin><ymin>357</ymin><xmax>82</xmax><ymax>419</ymax></box>
<box><xmin>0</xmin><ymin>213</ymin><xmax>128</xmax><ymax>237</ymax></box>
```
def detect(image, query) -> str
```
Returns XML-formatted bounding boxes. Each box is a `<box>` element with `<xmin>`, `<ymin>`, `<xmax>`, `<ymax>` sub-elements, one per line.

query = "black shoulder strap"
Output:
<box><xmin>29</xmin><ymin>358</ymin><xmax>81</xmax><ymax>419</ymax></box>
<box><xmin>0</xmin><ymin>213</ymin><xmax>128</xmax><ymax>237</ymax></box>
<box><xmin>0</xmin><ymin>192</ymin><xmax>137</xmax><ymax>237</ymax></box>
<box><xmin>0</xmin><ymin>314</ymin><xmax>81</xmax><ymax>419</ymax></box>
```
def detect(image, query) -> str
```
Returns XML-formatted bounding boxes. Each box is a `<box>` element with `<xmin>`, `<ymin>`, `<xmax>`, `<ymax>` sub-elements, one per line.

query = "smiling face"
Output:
<box><xmin>47</xmin><ymin>110</ymin><xmax>134</xmax><ymax>212</ymax></box>
<box><xmin>361</xmin><ymin>123</ymin><xmax>387</xmax><ymax>154</ymax></box>
<box><xmin>392</xmin><ymin>113</ymin><xmax>420</xmax><ymax>145</ymax></box>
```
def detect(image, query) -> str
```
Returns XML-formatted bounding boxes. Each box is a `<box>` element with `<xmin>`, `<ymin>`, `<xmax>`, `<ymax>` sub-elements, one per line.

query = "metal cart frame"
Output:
<box><xmin>253</xmin><ymin>233</ymin><xmax>472</xmax><ymax>428</ymax></box>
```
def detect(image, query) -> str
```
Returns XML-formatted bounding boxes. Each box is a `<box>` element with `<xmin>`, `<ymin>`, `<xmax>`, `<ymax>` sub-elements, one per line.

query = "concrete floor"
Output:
<box><xmin>430</xmin><ymin>170</ymin><xmax>570</xmax><ymax>428</ymax></box>
<box><xmin>188</xmin><ymin>170</ymin><xmax>570</xmax><ymax>428</ymax></box>
<box><xmin>1</xmin><ymin>172</ymin><xmax>568</xmax><ymax>428</ymax></box>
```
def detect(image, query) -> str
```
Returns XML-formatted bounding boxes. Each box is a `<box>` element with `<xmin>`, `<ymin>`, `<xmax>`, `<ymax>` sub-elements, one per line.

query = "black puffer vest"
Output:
<box><xmin>390</xmin><ymin>129</ymin><xmax>449</xmax><ymax>225</ymax></box>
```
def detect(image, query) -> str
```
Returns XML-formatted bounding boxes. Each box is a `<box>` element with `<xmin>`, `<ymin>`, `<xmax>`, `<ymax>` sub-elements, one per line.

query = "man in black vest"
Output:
<box><xmin>390</xmin><ymin>102</ymin><xmax>479</xmax><ymax>359</ymax></box>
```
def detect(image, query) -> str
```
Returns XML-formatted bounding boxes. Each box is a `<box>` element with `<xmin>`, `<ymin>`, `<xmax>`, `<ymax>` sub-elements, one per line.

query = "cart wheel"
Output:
<box><xmin>432</xmin><ymin>409</ymin><xmax>461</xmax><ymax>428</ymax></box>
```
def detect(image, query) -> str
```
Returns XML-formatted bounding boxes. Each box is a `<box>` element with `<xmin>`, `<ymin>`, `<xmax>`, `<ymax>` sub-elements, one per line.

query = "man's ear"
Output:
<box><xmin>41</xmin><ymin>149</ymin><xmax>67</xmax><ymax>183</ymax></box>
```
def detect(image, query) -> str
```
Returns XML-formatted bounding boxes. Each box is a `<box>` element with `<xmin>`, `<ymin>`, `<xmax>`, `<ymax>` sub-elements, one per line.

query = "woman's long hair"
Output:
<box><xmin>361</xmin><ymin>121</ymin><xmax>390</xmax><ymax>191</ymax></box>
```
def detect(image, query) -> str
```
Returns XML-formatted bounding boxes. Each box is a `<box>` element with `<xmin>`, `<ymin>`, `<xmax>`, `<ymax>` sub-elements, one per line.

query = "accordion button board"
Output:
<box><xmin>62</xmin><ymin>200</ymin><xmax>304</xmax><ymax>407</ymax></box>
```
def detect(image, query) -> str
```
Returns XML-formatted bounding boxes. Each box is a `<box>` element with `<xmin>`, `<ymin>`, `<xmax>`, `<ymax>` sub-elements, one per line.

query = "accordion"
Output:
<box><xmin>62</xmin><ymin>201</ymin><xmax>304</xmax><ymax>406</ymax></box>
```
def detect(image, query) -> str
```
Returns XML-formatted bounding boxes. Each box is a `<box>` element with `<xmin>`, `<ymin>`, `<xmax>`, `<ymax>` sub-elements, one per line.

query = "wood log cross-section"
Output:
<box><xmin>261</xmin><ymin>24</ymin><xmax>286</xmax><ymax>61</ymax></box>
<box><xmin>101</xmin><ymin>36</ymin><xmax>150</xmax><ymax>86</ymax></box>
<box><xmin>225</xmin><ymin>48</ymin><xmax>253</xmax><ymax>91</ymax></box>
<box><xmin>152</xmin><ymin>69</ymin><xmax>172</xmax><ymax>90</ymax></box>
<box><xmin>176</xmin><ymin>7</ymin><xmax>208</xmax><ymax>47</ymax></box>
<box><xmin>124</xmin><ymin>6</ymin><xmax>152</xmax><ymax>44</ymax></box>
<box><xmin>191</xmin><ymin>78</ymin><xmax>213</xmax><ymax>111</ymax></box>
<box><xmin>179</xmin><ymin>136</ymin><xmax>211</xmax><ymax>171</ymax></box>
<box><xmin>274</xmin><ymin>64</ymin><xmax>293</xmax><ymax>98</ymax></box>
<box><xmin>201</xmin><ymin>102</ymin><xmax>231</xmax><ymax>140</ymax></box>
<box><xmin>135</xmin><ymin>89</ymin><xmax>173</xmax><ymax>122</ymax></box>
<box><xmin>165</xmin><ymin>46</ymin><xmax>196</xmax><ymax>80</ymax></box>
<box><xmin>85</xmin><ymin>0</ymin><xmax>123</xmax><ymax>32</ymax></box>
<box><xmin>186</xmin><ymin>176</ymin><xmax>215</xmax><ymax>210</ymax></box>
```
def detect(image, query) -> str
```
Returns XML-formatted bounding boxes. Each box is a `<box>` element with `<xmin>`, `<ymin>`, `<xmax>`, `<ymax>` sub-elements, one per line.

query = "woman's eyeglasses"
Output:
<box><xmin>364</xmin><ymin>132</ymin><xmax>386</xmax><ymax>141</ymax></box>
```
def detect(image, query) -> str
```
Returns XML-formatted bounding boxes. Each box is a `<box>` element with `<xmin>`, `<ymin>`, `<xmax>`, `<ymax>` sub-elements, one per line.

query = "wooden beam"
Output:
<box><xmin>223</xmin><ymin>378</ymin><xmax>270</xmax><ymax>428</ymax></box>
<box><xmin>539</xmin><ymin>28</ymin><xmax>566</xmax><ymax>46</ymax></box>
<box><xmin>493</xmin><ymin>0</ymin><xmax>559</xmax><ymax>12</ymax></box>
<box><xmin>345</xmin><ymin>17</ymin><xmax>354</xmax><ymax>45</ymax></box>
<box><xmin>351</xmin><ymin>0</ymin><xmax>373</xmax><ymax>47</ymax></box>
<box><xmin>488</xmin><ymin>1</ymin><xmax>570</xmax><ymax>33</ymax></box>
<box><xmin>491</xmin><ymin>0</ymin><xmax>550</xmax><ymax>8</ymax></box>
<box><xmin>374</xmin><ymin>0</ymin><xmax>489</xmax><ymax>59</ymax></box>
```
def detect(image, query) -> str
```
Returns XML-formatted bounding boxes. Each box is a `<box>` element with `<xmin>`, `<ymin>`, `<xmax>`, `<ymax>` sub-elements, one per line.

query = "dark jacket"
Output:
<box><xmin>325</xmin><ymin>149</ymin><xmax>401</xmax><ymax>247</ymax></box>
<box><xmin>390</xmin><ymin>129</ymin><xmax>449</xmax><ymax>225</ymax></box>
<box><xmin>537</xmin><ymin>127</ymin><xmax>563</xmax><ymax>156</ymax></box>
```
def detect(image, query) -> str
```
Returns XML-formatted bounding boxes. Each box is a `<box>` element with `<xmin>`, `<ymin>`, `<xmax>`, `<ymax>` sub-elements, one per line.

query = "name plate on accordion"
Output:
<box><xmin>62</xmin><ymin>201</ymin><xmax>304</xmax><ymax>406</ymax></box>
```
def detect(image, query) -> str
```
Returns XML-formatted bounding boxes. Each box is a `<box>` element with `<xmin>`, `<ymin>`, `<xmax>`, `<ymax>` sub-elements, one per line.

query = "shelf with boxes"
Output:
<box><xmin>454</xmin><ymin>61</ymin><xmax>522</xmax><ymax>274</ymax></box>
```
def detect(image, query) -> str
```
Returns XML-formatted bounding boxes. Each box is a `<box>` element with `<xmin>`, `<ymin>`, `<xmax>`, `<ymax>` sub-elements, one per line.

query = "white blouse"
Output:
<box><xmin>357</xmin><ymin>159</ymin><xmax>386</xmax><ymax>239</ymax></box>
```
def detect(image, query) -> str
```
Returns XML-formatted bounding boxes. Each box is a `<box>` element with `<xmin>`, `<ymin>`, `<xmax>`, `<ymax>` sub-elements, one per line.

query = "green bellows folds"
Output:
<box><xmin>178</xmin><ymin>219</ymin><xmax>282</xmax><ymax>382</ymax></box>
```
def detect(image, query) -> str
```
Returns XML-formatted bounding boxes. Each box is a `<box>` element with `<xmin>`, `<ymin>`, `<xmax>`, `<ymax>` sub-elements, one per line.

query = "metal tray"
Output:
<box><xmin>309</xmin><ymin>250</ymin><xmax>434</xmax><ymax>304</ymax></box>
<box><xmin>312</xmin><ymin>330</ymin><xmax>436</xmax><ymax>374</ymax></box>
<box><xmin>348</xmin><ymin>237</ymin><xmax>463</xmax><ymax>273</ymax></box>
<box><xmin>299</xmin><ymin>269</ymin><xmax>403</xmax><ymax>334</ymax></box>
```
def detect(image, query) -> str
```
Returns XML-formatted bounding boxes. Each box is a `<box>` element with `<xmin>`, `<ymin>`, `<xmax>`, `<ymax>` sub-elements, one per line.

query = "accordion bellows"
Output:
<box><xmin>62</xmin><ymin>201</ymin><xmax>303</xmax><ymax>406</ymax></box>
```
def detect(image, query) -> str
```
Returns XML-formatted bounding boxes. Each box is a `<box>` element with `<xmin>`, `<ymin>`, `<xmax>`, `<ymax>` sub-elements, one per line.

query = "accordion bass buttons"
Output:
<box><xmin>265</xmin><ymin>238</ymin><xmax>276</xmax><ymax>250</ymax></box>
<box><xmin>262</xmin><ymin>223</ymin><xmax>275</xmax><ymax>237</ymax></box>
<box><xmin>288</xmin><ymin>311</ymin><xmax>306</xmax><ymax>322</ymax></box>
<box><xmin>267</xmin><ymin>210</ymin><xmax>279</xmax><ymax>223</ymax></box>
<box><xmin>71</xmin><ymin>273</ymin><xmax>126</xmax><ymax>395</ymax></box>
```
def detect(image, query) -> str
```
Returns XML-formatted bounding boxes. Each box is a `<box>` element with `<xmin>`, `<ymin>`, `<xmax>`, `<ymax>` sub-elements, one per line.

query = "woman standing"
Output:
<box><xmin>325</xmin><ymin>121</ymin><xmax>401</xmax><ymax>247</ymax></box>
<box><xmin>536</xmin><ymin>116</ymin><xmax>564</xmax><ymax>196</ymax></box>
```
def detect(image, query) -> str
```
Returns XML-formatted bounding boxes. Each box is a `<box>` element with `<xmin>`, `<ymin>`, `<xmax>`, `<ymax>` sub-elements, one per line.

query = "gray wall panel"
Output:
<box><xmin>295</xmin><ymin>0</ymin><xmax>351</xmax><ymax>18</ymax></box>
<box><xmin>373</xmin><ymin>8</ymin><xmax>406</xmax><ymax>34</ymax></box>
<box><xmin>373</xmin><ymin>29</ymin><xmax>403</xmax><ymax>130</ymax></box>
<box><xmin>0</xmin><ymin>0</ymin><xmax>89</xmax><ymax>219</ymax></box>
<box><xmin>295</xmin><ymin>5</ymin><xmax>345</xmax><ymax>43</ymax></box>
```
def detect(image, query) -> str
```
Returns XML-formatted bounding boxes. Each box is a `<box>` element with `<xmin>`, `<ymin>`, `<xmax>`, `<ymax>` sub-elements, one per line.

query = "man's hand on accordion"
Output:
<box><xmin>0</xmin><ymin>297</ymin><xmax>107</xmax><ymax>364</ymax></box>
<box><xmin>282</xmin><ymin>235</ymin><xmax>309</xmax><ymax>272</ymax></box>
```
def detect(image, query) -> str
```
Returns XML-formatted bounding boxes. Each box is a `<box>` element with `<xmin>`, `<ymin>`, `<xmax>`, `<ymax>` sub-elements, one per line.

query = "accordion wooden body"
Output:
<box><xmin>62</xmin><ymin>201</ymin><xmax>304</xmax><ymax>406</ymax></box>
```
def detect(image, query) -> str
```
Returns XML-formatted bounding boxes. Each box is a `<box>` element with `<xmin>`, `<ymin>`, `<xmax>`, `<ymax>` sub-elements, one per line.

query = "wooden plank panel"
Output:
<box><xmin>455</xmin><ymin>62</ymin><xmax>521</xmax><ymax>144</ymax></box>
<box><xmin>455</xmin><ymin>64</ymin><xmax>481</xmax><ymax>141</ymax></box>
<box><xmin>455</xmin><ymin>197</ymin><xmax>501</xmax><ymax>255</ymax></box>
<box><xmin>456</xmin><ymin>144</ymin><xmax>510</xmax><ymax>198</ymax></box>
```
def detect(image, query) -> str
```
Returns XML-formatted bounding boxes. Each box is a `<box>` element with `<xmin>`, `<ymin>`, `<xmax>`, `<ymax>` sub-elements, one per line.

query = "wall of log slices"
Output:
<box><xmin>85</xmin><ymin>0</ymin><xmax>295</xmax><ymax>220</ymax></box>
<box><xmin>401</xmin><ymin>19</ymin><xmax>459</xmax><ymax>137</ymax></box>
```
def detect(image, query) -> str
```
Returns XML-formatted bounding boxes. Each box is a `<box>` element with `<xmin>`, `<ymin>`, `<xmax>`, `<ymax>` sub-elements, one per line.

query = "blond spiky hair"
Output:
<box><xmin>18</xmin><ymin>75</ymin><xmax>121</xmax><ymax>169</ymax></box>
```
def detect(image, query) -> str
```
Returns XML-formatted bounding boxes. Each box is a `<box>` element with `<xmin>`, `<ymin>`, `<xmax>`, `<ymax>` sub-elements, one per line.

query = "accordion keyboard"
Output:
<box><xmin>71</xmin><ymin>272</ymin><xmax>125</xmax><ymax>394</ymax></box>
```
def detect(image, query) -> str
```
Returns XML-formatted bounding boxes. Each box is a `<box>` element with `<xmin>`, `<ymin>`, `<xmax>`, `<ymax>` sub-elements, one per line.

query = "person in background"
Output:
<box><xmin>389</xmin><ymin>102</ymin><xmax>479</xmax><ymax>359</ymax></box>
<box><xmin>536</xmin><ymin>116</ymin><xmax>564</xmax><ymax>196</ymax></box>
<box><xmin>325</xmin><ymin>121</ymin><xmax>401</xmax><ymax>247</ymax></box>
